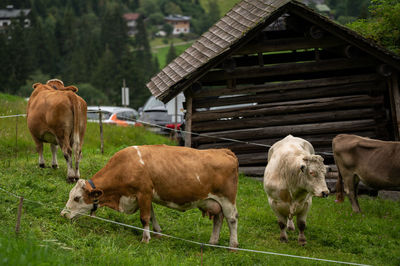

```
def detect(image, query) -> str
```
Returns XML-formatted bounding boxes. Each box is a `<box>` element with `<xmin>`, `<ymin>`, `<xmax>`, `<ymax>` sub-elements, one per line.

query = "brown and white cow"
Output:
<box><xmin>263</xmin><ymin>135</ymin><xmax>329</xmax><ymax>245</ymax></box>
<box><xmin>61</xmin><ymin>145</ymin><xmax>239</xmax><ymax>248</ymax></box>
<box><xmin>27</xmin><ymin>79</ymin><xmax>87</xmax><ymax>182</ymax></box>
<box><xmin>333</xmin><ymin>134</ymin><xmax>400</xmax><ymax>212</ymax></box>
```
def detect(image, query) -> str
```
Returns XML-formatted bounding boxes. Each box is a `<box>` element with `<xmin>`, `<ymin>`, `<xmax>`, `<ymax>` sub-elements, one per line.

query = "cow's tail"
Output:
<box><xmin>70</xmin><ymin>94</ymin><xmax>86</xmax><ymax>165</ymax></box>
<box><xmin>335</xmin><ymin>166</ymin><xmax>345</xmax><ymax>203</ymax></box>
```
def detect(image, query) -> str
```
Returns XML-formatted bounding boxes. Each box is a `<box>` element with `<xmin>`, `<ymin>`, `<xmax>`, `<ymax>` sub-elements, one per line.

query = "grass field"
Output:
<box><xmin>1</xmin><ymin>93</ymin><xmax>400</xmax><ymax>265</ymax></box>
<box><xmin>152</xmin><ymin>41</ymin><xmax>193</xmax><ymax>69</ymax></box>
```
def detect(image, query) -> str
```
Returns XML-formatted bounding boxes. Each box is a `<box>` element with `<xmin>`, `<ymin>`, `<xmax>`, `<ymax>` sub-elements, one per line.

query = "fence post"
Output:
<box><xmin>98</xmin><ymin>108</ymin><xmax>104</xmax><ymax>154</ymax></box>
<box><xmin>15</xmin><ymin>196</ymin><xmax>24</xmax><ymax>235</ymax></box>
<box><xmin>200</xmin><ymin>243</ymin><xmax>204</xmax><ymax>266</ymax></box>
<box><xmin>15</xmin><ymin>116</ymin><xmax>18</xmax><ymax>157</ymax></box>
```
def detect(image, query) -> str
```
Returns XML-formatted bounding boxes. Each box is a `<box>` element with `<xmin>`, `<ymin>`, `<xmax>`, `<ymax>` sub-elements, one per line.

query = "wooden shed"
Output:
<box><xmin>146</xmin><ymin>0</ymin><xmax>400</xmax><ymax>176</ymax></box>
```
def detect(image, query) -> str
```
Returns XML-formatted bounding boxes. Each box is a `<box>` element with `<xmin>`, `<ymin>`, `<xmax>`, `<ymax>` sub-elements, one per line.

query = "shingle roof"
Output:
<box><xmin>0</xmin><ymin>8</ymin><xmax>30</xmax><ymax>18</ymax></box>
<box><xmin>146</xmin><ymin>0</ymin><xmax>400</xmax><ymax>103</ymax></box>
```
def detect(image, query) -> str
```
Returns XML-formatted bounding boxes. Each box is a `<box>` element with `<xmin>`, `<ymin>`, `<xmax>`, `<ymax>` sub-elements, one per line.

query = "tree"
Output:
<box><xmin>166</xmin><ymin>42</ymin><xmax>177</xmax><ymax>64</ymax></box>
<box><xmin>348</xmin><ymin>0</ymin><xmax>400</xmax><ymax>54</ymax></box>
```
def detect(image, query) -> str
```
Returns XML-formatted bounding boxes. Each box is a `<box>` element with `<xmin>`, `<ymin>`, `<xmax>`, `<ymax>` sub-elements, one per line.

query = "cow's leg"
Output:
<box><xmin>297</xmin><ymin>211</ymin><xmax>308</xmax><ymax>246</ymax></box>
<box><xmin>138</xmin><ymin>195</ymin><xmax>152</xmax><ymax>243</ymax></box>
<box><xmin>72</xmin><ymin>140</ymin><xmax>82</xmax><ymax>180</ymax></box>
<box><xmin>209</xmin><ymin>212</ymin><xmax>224</xmax><ymax>245</ymax></box>
<box><xmin>344</xmin><ymin>172</ymin><xmax>361</xmax><ymax>212</ymax></box>
<box><xmin>287</xmin><ymin>218</ymin><xmax>295</xmax><ymax>231</ymax></box>
<box><xmin>276</xmin><ymin>214</ymin><xmax>288</xmax><ymax>242</ymax></box>
<box><xmin>33</xmin><ymin>138</ymin><xmax>45</xmax><ymax>168</ymax></box>
<box><xmin>58</xmin><ymin>136</ymin><xmax>74</xmax><ymax>182</ymax></box>
<box><xmin>220</xmin><ymin>201</ymin><xmax>238</xmax><ymax>249</ymax></box>
<box><xmin>50</xmin><ymin>144</ymin><xmax>58</xmax><ymax>169</ymax></box>
<box><xmin>74</xmin><ymin>150</ymin><xmax>82</xmax><ymax>180</ymax></box>
<box><xmin>150</xmin><ymin>204</ymin><xmax>162</xmax><ymax>238</ymax></box>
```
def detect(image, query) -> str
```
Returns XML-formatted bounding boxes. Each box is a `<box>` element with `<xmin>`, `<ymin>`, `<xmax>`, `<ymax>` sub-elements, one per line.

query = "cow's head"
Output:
<box><xmin>46</xmin><ymin>79</ymin><xmax>64</xmax><ymax>90</ymax></box>
<box><xmin>60</xmin><ymin>179</ymin><xmax>103</xmax><ymax>219</ymax></box>
<box><xmin>299</xmin><ymin>155</ymin><xmax>329</xmax><ymax>198</ymax></box>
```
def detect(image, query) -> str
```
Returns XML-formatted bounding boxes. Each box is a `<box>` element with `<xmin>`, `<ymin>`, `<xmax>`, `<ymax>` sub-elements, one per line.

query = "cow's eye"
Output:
<box><xmin>74</xmin><ymin>196</ymin><xmax>80</xmax><ymax>202</ymax></box>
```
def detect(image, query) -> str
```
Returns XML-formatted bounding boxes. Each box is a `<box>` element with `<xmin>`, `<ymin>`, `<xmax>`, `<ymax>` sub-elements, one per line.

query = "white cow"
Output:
<box><xmin>263</xmin><ymin>135</ymin><xmax>329</xmax><ymax>245</ymax></box>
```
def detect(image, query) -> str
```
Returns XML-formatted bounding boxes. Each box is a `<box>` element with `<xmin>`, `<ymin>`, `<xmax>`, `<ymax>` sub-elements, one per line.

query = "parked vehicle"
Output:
<box><xmin>87</xmin><ymin>106</ymin><xmax>138</xmax><ymax>127</ymax></box>
<box><xmin>137</xmin><ymin>95</ymin><xmax>184</xmax><ymax>136</ymax></box>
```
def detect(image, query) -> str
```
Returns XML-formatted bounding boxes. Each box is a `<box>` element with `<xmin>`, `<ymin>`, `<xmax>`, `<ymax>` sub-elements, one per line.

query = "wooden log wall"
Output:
<box><xmin>188</xmin><ymin>17</ymin><xmax>395</xmax><ymax>177</ymax></box>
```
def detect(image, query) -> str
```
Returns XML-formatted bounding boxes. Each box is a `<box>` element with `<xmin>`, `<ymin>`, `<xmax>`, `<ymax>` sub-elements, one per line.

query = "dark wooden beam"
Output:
<box><xmin>234</xmin><ymin>36</ymin><xmax>346</xmax><ymax>55</ymax></box>
<box><xmin>192</xmin><ymin>95</ymin><xmax>384</xmax><ymax>122</ymax></box>
<box><xmin>193</xmin><ymin>81</ymin><xmax>379</xmax><ymax>109</ymax></box>
<box><xmin>195</xmin><ymin>73</ymin><xmax>381</xmax><ymax>98</ymax></box>
<box><xmin>192</xmin><ymin>119</ymin><xmax>377</xmax><ymax>144</ymax></box>
<box><xmin>192</xmin><ymin>108</ymin><xmax>379</xmax><ymax>132</ymax></box>
<box><xmin>201</xmin><ymin>58</ymin><xmax>375</xmax><ymax>83</ymax></box>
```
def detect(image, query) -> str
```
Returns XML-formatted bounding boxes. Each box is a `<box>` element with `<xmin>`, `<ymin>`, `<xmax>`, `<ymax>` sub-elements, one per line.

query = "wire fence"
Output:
<box><xmin>0</xmin><ymin>186</ymin><xmax>370</xmax><ymax>266</ymax></box>
<box><xmin>1</xmin><ymin>111</ymin><xmax>334</xmax><ymax>156</ymax></box>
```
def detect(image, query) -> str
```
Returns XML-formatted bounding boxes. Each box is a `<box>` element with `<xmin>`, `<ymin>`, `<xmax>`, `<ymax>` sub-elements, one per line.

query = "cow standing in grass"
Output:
<box><xmin>264</xmin><ymin>135</ymin><xmax>329</xmax><ymax>245</ymax></box>
<box><xmin>27</xmin><ymin>79</ymin><xmax>87</xmax><ymax>182</ymax></box>
<box><xmin>61</xmin><ymin>145</ymin><xmax>239</xmax><ymax>249</ymax></box>
<box><xmin>333</xmin><ymin>134</ymin><xmax>400</xmax><ymax>212</ymax></box>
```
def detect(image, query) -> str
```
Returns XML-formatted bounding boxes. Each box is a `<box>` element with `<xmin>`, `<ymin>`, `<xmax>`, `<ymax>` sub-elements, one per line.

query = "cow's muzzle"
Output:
<box><xmin>321</xmin><ymin>191</ymin><xmax>329</xmax><ymax>198</ymax></box>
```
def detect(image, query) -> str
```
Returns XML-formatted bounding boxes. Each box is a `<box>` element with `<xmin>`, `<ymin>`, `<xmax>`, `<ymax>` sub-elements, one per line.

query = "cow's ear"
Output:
<box><xmin>89</xmin><ymin>189</ymin><xmax>103</xmax><ymax>198</ymax></box>
<box><xmin>313</xmin><ymin>155</ymin><xmax>324</xmax><ymax>162</ymax></box>
<box><xmin>32</xmin><ymin>82</ymin><xmax>41</xmax><ymax>89</ymax></box>
<box><xmin>64</xmin><ymin>85</ymin><xmax>78</xmax><ymax>92</ymax></box>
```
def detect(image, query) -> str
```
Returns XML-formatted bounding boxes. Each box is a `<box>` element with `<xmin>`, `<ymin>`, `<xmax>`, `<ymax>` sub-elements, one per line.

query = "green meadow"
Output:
<box><xmin>0</xmin><ymin>93</ymin><xmax>399</xmax><ymax>265</ymax></box>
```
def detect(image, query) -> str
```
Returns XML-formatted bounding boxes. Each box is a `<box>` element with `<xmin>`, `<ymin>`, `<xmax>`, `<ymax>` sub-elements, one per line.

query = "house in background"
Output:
<box><xmin>0</xmin><ymin>5</ymin><xmax>30</xmax><ymax>30</ymax></box>
<box><xmin>123</xmin><ymin>12</ymin><xmax>140</xmax><ymax>36</ymax></box>
<box><xmin>165</xmin><ymin>14</ymin><xmax>190</xmax><ymax>35</ymax></box>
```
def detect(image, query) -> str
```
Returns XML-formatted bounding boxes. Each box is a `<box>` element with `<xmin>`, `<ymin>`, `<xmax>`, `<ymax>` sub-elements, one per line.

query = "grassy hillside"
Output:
<box><xmin>200</xmin><ymin>0</ymin><xmax>241</xmax><ymax>16</ymax></box>
<box><xmin>152</xmin><ymin>41</ymin><xmax>193</xmax><ymax>69</ymax></box>
<box><xmin>1</xmin><ymin>94</ymin><xmax>400</xmax><ymax>265</ymax></box>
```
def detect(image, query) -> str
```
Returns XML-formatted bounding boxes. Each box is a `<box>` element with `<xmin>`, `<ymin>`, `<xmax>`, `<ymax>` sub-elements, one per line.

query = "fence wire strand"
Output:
<box><xmin>0</xmin><ymin>112</ymin><xmax>335</xmax><ymax>156</ymax></box>
<box><xmin>0</xmin><ymin>186</ymin><xmax>370</xmax><ymax>266</ymax></box>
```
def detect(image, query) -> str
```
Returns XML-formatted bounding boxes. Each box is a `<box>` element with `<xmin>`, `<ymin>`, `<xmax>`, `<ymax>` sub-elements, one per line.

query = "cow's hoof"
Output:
<box><xmin>280</xmin><ymin>236</ymin><xmax>288</xmax><ymax>243</ymax></box>
<box><xmin>52</xmin><ymin>164</ymin><xmax>58</xmax><ymax>169</ymax></box>
<box><xmin>39</xmin><ymin>163</ymin><xmax>45</xmax><ymax>168</ymax></box>
<box><xmin>209</xmin><ymin>239</ymin><xmax>219</xmax><ymax>245</ymax></box>
<box><xmin>299</xmin><ymin>239</ymin><xmax>307</xmax><ymax>246</ymax></box>
<box><xmin>228</xmin><ymin>243</ymin><xmax>239</xmax><ymax>252</ymax></box>
<box><xmin>67</xmin><ymin>177</ymin><xmax>76</xmax><ymax>183</ymax></box>
<box><xmin>141</xmin><ymin>238</ymin><xmax>150</xmax><ymax>243</ymax></box>
<box><xmin>153</xmin><ymin>233</ymin><xmax>162</xmax><ymax>239</ymax></box>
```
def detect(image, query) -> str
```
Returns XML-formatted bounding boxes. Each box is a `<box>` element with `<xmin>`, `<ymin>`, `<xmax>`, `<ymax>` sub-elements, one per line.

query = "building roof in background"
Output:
<box><xmin>123</xmin><ymin>13</ymin><xmax>140</xmax><ymax>21</ymax></box>
<box><xmin>0</xmin><ymin>5</ymin><xmax>30</xmax><ymax>18</ymax></box>
<box><xmin>165</xmin><ymin>14</ymin><xmax>191</xmax><ymax>22</ymax></box>
<box><xmin>147</xmin><ymin>0</ymin><xmax>400</xmax><ymax>103</ymax></box>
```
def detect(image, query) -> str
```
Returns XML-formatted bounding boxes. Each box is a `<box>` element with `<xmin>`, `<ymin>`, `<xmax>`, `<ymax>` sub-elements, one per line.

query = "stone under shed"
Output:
<box><xmin>146</xmin><ymin>0</ymin><xmax>400</xmax><ymax>178</ymax></box>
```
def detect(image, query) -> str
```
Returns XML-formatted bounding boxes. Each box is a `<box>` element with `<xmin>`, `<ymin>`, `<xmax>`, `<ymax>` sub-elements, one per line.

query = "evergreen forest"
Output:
<box><xmin>0</xmin><ymin>0</ymin><xmax>398</xmax><ymax>108</ymax></box>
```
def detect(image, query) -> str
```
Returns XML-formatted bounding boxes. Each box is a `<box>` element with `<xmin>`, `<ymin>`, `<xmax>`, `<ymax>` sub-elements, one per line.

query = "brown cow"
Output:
<box><xmin>264</xmin><ymin>135</ymin><xmax>329</xmax><ymax>245</ymax></box>
<box><xmin>27</xmin><ymin>79</ymin><xmax>87</xmax><ymax>182</ymax></box>
<box><xmin>333</xmin><ymin>134</ymin><xmax>400</xmax><ymax>212</ymax></box>
<box><xmin>61</xmin><ymin>145</ymin><xmax>239</xmax><ymax>248</ymax></box>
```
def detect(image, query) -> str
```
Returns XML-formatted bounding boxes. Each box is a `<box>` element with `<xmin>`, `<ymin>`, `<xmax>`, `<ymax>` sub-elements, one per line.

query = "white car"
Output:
<box><xmin>87</xmin><ymin>106</ymin><xmax>138</xmax><ymax>127</ymax></box>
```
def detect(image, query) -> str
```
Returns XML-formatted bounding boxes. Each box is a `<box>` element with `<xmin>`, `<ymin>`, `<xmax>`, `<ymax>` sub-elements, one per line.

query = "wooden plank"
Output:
<box><xmin>234</xmin><ymin>36</ymin><xmax>346</xmax><ymax>54</ymax></box>
<box><xmin>192</xmin><ymin>108</ymin><xmax>379</xmax><ymax>132</ymax></box>
<box><xmin>192</xmin><ymin>95</ymin><xmax>384</xmax><ymax>122</ymax></box>
<box><xmin>184</xmin><ymin>91</ymin><xmax>193</xmax><ymax>147</ymax></box>
<box><xmin>194</xmin><ymin>73</ymin><xmax>382</xmax><ymax>98</ymax></box>
<box><xmin>201</xmin><ymin>58</ymin><xmax>375</xmax><ymax>83</ymax></box>
<box><xmin>388</xmin><ymin>73</ymin><xmax>400</xmax><ymax>140</ymax></box>
<box><xmin>193</xmin><ymin>82</ymin><xmax>378</xmax><ymax>109</ymax></box>
<box><xmin>196</xmin><ymin>131</ymin><xmax>376</xmax><ymax>152</ymax></box>
<box><xmin>239</xmin><ymin>166</ymin><xmax>265</xmax><ymax>177</ymax></box>
<box><xmin>192</xmin><ymin>119</ymin><xmax>377</xmax><ymax>144</ymax></box>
